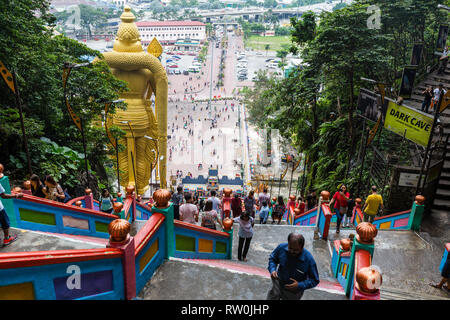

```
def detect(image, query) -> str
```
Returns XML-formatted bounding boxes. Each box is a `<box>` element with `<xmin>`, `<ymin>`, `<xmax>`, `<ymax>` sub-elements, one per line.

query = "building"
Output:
<box><xmin>135</xmin><ymin>21</ymin><xmax>206</xmax><ymax>47</ymax></box>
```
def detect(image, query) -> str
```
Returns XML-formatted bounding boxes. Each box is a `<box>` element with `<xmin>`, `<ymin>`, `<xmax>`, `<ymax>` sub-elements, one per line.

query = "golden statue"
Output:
<box><xmin>95</xmin><ymin>6</ymin><xmax>168</xmax><ymax>194</ymax></box>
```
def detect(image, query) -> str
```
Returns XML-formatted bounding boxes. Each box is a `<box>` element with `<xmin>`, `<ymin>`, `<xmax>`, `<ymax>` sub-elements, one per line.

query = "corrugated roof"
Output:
<box><xmin>136</xmin><ymin>21</ymin><xmax>206</xmax><ymax>27</ymax></box>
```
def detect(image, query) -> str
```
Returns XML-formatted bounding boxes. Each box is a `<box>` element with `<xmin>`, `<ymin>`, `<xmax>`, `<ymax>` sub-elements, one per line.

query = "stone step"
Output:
<box><xmin>432</xmin><ymin>198</ymin><xmax>450</xmax><ymax>210</ymax></box>
<box><xmin>380</xmin><ymin>286</ymin><xmax>450</xmax><ymax>300</ymax></box>
<box><xmin>435</xmin><ymin>188</ymin><xmax>450</xmax><ymax>200</ymax></box>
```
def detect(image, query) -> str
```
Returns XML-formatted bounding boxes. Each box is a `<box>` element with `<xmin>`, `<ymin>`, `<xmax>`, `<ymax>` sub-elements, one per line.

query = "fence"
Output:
<box><xmin>0</xmin><ymin>248</ymin><xmax>124</xmax><ymax>300</ymax></box>
<box><xmin>10</xmin><ymin>195</ymin><xmax>117</xmax><ymax>239</ymax></box>
<box><xmin>173</xmin><ymin>220</ymin><xmax>232</xmax><ymax>259</ymax></box>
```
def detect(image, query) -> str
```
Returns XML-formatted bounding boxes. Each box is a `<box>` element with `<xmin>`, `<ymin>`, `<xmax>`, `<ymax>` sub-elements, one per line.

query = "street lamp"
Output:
<box><xmin>120</xmin><ymin>120</ymin><xmax>137</xmax><ymax>189</ymax></box>
<box><xmin>144</xmin><ymin>135</ymin><xmax>165</xmax><ymax>191</ymax></box>
<box><xmin>62</xmin><ymin>61</ymin><xmax>92</xmax><ymax>187</ymax></box>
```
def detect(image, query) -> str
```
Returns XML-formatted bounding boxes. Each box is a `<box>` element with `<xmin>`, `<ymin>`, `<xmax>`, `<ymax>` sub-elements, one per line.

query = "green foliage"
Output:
<box><xmin>0</xmin><ymin>0</ymin><xmax>128</xmax><ymax>193</ymax></box>
<box><xmin>245</xmin><ymin>0</ymin><xmax>445</xmax><ymax>199</ymax></box>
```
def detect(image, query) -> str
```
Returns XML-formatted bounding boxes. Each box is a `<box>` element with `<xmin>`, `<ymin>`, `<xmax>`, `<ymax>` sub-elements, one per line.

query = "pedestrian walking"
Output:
<box><xmin>231</xmin><ymin>193</ymin><xmax>243</xmax><ymax>218</ymax></box>
<box><xmin>421</xmin><ymin>86</ymin><xmax>433</xmax><ymax>113</ymax></box>
<box><xmin>201</xmin><ymin>199</ymin><xmax>221</xmax><ymax>230</ymax></box>
<box><xmin>267</xmin><ymin>233</ymin><xmax>320</xmax><ymax>300</ymax></box>
<box><xmin>430</xmin><ymin>248</ymin><xmax>450</xmax><ymax>292</ymax></box>
<box><xmin>179</xmin><ymin>193</ymin><xmax>199</xmax><ymax>225</ymax></box>
<box><xmin>257</xmin><ymin>201</ymin><xmax>270</xmax><ymax>224</ymax></box>
<box><xmin>99</xmin><ymin>188</ymin><xmax>114</xmax><ymax>214</ymax></box>
<box><xmin>233</xmin><ymin>212</ymin><xmax>254</xmax><ymax>261</ymax></box>
<box><xmin>362</xmin><ymin>186</ymin><xmax>383</xmax><ymax>223</ymax></box>
<box><xmin>171</xmin><ymin>185</ymin><xmax>184</xmax><ymax>220</ymax></box>
<box><xmin>244</xmin><ymin>190</ymin><xmax>256</xmax><ymax>218</ymax></box>
<box><xmin>328</xmin><ymin>184</ymin><xmax>350</xmax><ymax>234</ymax></box>
<box><xmin>272</xmin><ymin>196</ymin><xmax>285</xmax><ymax>224</ymax></box>
<box><xmin>0</xmin><ymin>164</ymin><xmax>23</xmax><ymax>246</ymax></box>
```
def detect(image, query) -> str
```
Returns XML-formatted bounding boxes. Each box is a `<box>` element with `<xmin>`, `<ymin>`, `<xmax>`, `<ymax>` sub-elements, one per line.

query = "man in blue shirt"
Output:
<box><xmin>267</xmin><ymin>232</ymin><xmax>320</xmax><ymax>300</ymax></box>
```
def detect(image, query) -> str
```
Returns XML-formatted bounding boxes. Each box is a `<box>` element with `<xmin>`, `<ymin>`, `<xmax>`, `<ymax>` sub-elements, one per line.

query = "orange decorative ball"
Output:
<box><xmin>415</xmin><ymin>195</ymin><xmax>425</xmax><ymax>205</ymax></box>
<box><xmin>117</xmin><ymin>192</ymin><xmax>122</xmax><ymax>198</ymax></box>
<box><xmin>75</xmin><ymin>200</ymin><xmax>83</xmax><ymax>207</ymax></box>
<box><xmin>355</xmin><ymin>267</ymin><xmax>382</xmax><ymax>293</ymax></box>
<box><xmin>108</xmin><ymin>219</ymin><xmax>131</xmax><ymax>242</ymax></box>
<box><xmin>340</xmin><ymin>238</ymin><xmax>351</xmax><ymax>251</ymax></box>
<box><xmin>23</xmin><ymin>180</ymin><xmax>32</xmax><ymax>190</ymax></box>
<box><xmin>272</xmin><ymin>197</ymin><xmax>277</xmax><ymax>202</ymax></box>
<box><xmin>289</xmin><ymin>195</ymin><xmax>296</xmax><ymax>201</ymax></box>
<box><xmin>12</xmin><ymin>187</ymin><xmax>22</xmax><ymax>193</ymax></box>
<box><xmin>85</xmin><ymin>188</ymin><xmax>92</xmax><ymax>195</ymax></box>
<box><xmin>320</xmin><ymin>190</ymin><xmax>330</xmax><ymax>201</ymax></box>
<box><xmin>113</xmin><ymin>202</ymin><xmax>123</xmax><ymax>213</ymax></box>
<box><xmin>355</xmin><ymin>198</ymin><xmax>362</xmax><ymax>205</ymax></box>
<box><xmin>356</xmin><ymin>222</ymin><xmax>378</xmax><ymax>244</ymax></box>
<box><xmin>153</xmin><ymin>189</ymin><xmax>172</xmax><ymax>208</ymax></box>
<box><xmin>223</xmin><ymin>218</ymin><xmax>233</xmax><ymax>230</ymax></box>
<box><xmin>126</xmin><ymin>184</ymin><xmax>135</xmax><ymax>195</ymax></box>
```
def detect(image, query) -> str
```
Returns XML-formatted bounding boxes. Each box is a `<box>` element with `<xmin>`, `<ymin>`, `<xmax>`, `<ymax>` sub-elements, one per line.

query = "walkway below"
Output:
<box><xmin>139</xmin><ymin>224</ymin><xmax>450</xmax><ymax>300</ymax></box>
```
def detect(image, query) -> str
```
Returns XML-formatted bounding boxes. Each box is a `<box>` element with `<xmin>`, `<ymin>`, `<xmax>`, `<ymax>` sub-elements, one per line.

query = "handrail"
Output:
<box><xmin>0</xmin><ymin>248</ymin><xmax>123</xmax><ymax>269</ymax></box>
<box><xmin>174</xmin><ymin>220</ymin><xmax>230</xmax><ymax>238</ymax></box>
<box><xmin>134</xmin><ymin>213</ymin><xmax>165</xmax><ymax>255</ymax></box>
<box><xmin>296</xmin><ymin>206</ymin><xmax>318</xmax><ymax>219</ymax></box>
<box><xmin>66</xmin><ymin>196</ymin><xmax>100</xmax><ymax>207</ymax></box>
<box><xmin>15</xmin><ymin>194</ymin><xmax>117</xmax><ymax>220</ymax></box>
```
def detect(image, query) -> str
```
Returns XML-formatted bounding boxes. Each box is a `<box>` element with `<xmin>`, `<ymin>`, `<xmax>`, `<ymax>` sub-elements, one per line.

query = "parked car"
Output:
<box><xmin>174</xmin><ymin>68</ymin><xmax>181</xmax><ymax>74</ymax></box>
<box><xmin>167</xmin><ymin>69</ymin><xmax>175</xmax><ymax>75</ymax></box>
<box><xmin>183</xmin><ymin>70</ymin><xmax>189</xmax><ymax>75</ymax></box>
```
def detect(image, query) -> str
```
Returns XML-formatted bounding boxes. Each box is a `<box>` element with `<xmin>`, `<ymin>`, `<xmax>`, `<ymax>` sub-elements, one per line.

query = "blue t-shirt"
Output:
<box><xmin>258</xmin><ymin>206</ymin><xmax>270</xmax><ymax>222</ymax></box>
<box><xmin>268</xmin><ymin>243</ymin><xmax>320</xmax><ymax>291</ymax></box>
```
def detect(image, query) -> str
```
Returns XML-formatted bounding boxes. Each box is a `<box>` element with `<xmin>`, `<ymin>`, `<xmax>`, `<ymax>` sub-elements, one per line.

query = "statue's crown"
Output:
<box><xmin>113</xmin><ymin>6</ymin><xmax>142</xmax><ymax>52</ymax></box>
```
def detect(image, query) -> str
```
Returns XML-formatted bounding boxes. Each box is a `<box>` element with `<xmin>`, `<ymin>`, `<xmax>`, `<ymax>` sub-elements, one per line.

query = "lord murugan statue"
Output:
<box><xmin>95</xmin><ymin>6</ymin><xmax>168</xmax><ymax>195</ymax></box>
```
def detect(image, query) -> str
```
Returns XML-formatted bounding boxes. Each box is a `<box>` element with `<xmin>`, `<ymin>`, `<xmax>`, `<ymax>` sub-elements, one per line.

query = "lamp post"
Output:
<box><xmin>120</xmin><ymin>120</ymin><xmax>137</xmax><ymax>189</ymax></box>
<box><xmin>104</xmin><ymin>99</ymin><xmax>124</xmax><ymax>193</ymax></box>
<box><xmin>62</xmin><ymin>61</ymin><xmax>92</xmax><ymax>187</ymax></box>
<box><xmin>144</xmin><ymin>135</ymin><xmax>165</xmax><ymax>191</ymax></box>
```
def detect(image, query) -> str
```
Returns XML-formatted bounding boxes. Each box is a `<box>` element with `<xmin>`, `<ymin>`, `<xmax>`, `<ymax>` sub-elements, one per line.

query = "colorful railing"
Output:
<box><xmin>135</xmin><ymin>202</ymin><xmax>153</xmax><ymax>221</ymax></box>
<box><xmin>134</xmin><ymin>213</ymin><xmax>166</xmax><ymax>295</ymax></box>
<box><xmin>173</xmin><ymin>220</ymin><xmax>232</xmax><ymax>259</ymax></box>
<box><xmin>0</xmin><ymin>248</ymin><xmax>124</xmax><ymax>300</ymax></box>
<box><xmin>10</xmin><ymin>194</ymin><xmax>117</xmax><ymax>239</ymax></box>
<box><xmin>293</xmin><ymin>206</ymin><xmax>318</xmax><ymax>226</ymax></box>
<box><xmin>352</xmin><ymin>197</ymin><xmax>425</xmax><ymax>231</ymax></box>
<box><xmin>317</xmin><ymin>204</ymin><xmax>332</xmax><ymax>240</ymax></box>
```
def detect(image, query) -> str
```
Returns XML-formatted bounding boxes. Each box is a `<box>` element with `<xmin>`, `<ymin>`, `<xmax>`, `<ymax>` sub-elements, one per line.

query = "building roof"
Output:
<box><xmin>136</xmin><ymin>21</ymin><xmax>206</xmax><ymax>28</ymax></box>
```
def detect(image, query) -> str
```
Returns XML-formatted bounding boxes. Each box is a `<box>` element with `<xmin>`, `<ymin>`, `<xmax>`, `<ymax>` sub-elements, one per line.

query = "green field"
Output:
<box><xmin>244</xmin><ymin>36</ymin><xmax>291</xmax><ymax>52</ymax></box>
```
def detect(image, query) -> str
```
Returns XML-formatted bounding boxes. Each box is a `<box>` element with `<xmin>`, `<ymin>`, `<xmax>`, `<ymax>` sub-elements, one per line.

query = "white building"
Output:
<box><xmin>135</xmin><ymin>21</ymin><xmax>206</xmax><ymax>46</ymax></box>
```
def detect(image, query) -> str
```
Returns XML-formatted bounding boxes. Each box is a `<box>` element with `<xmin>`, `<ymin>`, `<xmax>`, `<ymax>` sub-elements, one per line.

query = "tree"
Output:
<box><xmin>0</xmin><ymin>0</ymin><xmax>128</xmax><ymax>194</ymax></box>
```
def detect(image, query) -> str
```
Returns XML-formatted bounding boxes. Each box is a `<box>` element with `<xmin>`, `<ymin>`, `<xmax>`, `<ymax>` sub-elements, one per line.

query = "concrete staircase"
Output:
<box><xmin>404</xmin><ymin>64</ymin><xmax>450</xmax><ymax>212</ymax></box>
<box><xmin>138</xmin><ymin>224</ymin><xmax>450</xmax><ymax>300</ymax></box>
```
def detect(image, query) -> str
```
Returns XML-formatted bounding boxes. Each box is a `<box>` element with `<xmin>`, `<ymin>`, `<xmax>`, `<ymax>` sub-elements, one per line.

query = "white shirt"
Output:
<box><xmin>0</xmin><ymin>183</ymin><xmax>5</xmax><ymax>211</ymax></box>
<box><xmin>434</xmin><ymin>88</ymin><xmax>447</xmax><ymax>101</ymax></box>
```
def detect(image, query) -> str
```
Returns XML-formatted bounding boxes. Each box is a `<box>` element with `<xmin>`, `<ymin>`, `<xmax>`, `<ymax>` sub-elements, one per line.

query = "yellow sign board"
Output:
<box><xmin>384</xmin><ymin>100</ymin><xmax>433</xmax><ymax>147</ymax></box>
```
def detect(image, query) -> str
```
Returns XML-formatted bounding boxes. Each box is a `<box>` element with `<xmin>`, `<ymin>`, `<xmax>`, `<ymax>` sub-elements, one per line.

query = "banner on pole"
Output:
<box><xmin>0</xmin><ymin>60</ymin><xmax>16</xmax><ymax>94</ymax></box>
<box><xmin>356</xmin><ymin>88</ymin><xmax>388</xmax><ymax>123</ymax></box>
<box><xmin>383</xmin><ymin>99</ymin><xmax>433</xmax><ymax>147</ymax></box>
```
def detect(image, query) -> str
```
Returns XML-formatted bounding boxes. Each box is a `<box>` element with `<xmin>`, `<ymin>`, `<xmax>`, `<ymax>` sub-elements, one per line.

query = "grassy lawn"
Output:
<box><xmin>244</xmin><ymin>35</ymin><xmax>291</xmax><ymax>52</ymax></box>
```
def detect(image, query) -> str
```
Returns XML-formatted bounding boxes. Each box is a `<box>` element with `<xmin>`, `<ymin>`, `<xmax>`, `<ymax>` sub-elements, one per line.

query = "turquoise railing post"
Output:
<box><xmin>344</xmin><ymin>237</ymin><xmax>375</xmax><ymax>297</ymax></box>
<box><xmin>0</xmin><ymin>175</ymin><xmax>16</xmax><ymax>227</ymax></box>
<box><xmin>151</xmin><ymin>203</ymin><xmax>174</xmax><ymax>259</ymax></box>
<box><xmin>224</xmin><ymin>227</ymin><xmax>233</xmax><ymax>259</ymax></box>
<box><xmin>408</xmin><ymin>195</ymin><xmax>425</xmax><ymax>231</ymax></box>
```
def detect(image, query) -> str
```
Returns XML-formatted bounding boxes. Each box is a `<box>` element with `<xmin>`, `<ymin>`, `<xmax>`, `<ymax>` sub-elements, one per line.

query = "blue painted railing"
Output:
<box><xmin>11</xmin><ymin>195</ymin><xmax>117</xmax><ymax>239</ymax></box>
